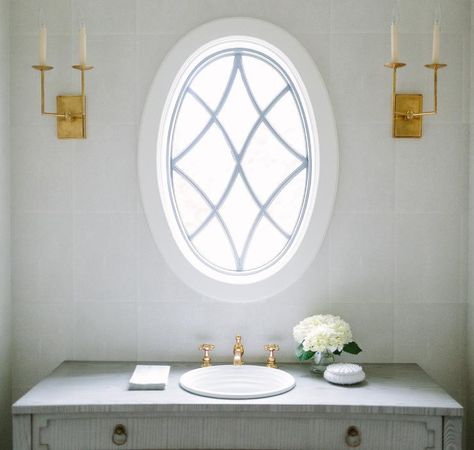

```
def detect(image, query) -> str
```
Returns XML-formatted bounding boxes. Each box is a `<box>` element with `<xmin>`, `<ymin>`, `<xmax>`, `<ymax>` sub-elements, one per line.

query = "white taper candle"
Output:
<box><xmin>390</xmin><ymin>2</ymin><xmax>400</xmax><ymax>63</ymax></box>
<box><xmin>432</xmin><ymin>22</ymin><xmax>440</xmax><ymax>64</ymax></box>
<box><xmin>391</xmin><ymin>23</ymin><xmax>399</xmax><ymax>63</ymax></box>
<box><xmin>79</xmin><ymin>22</ymin><xmax>87</xmax><ymax>66</ymax></box>
<box><xmin>432</xmin><ymin>4</ymin><xmax>441</xmax><ymax>64</ymax></box>
<box><xmin>39</xmin><ymin>25</ymin><xmax>47</xmax><ymax>66</ymax></box>
<box><xmin>432</xmin><ymin>22</ymin><xmax>441</xmax><ymax>64</ymax></box>
<box><xmin>38</xmin><ymin>9</ymin><xmax>47</xmax><ymax>66</ymax></box>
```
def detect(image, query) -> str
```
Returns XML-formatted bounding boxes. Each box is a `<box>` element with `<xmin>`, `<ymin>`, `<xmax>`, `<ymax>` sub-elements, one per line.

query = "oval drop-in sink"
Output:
<box><xmin>179</xmin><ymin>365</ymin><xmax>296</xmax><ymax>399</ymax></box>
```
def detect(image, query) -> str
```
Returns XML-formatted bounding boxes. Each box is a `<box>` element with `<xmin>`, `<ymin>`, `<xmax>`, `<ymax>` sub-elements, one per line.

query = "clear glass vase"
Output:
<box><xmin>311</xmin><ymin>351</ymin><xmax>335</xmax><ymax>374</ymax></box>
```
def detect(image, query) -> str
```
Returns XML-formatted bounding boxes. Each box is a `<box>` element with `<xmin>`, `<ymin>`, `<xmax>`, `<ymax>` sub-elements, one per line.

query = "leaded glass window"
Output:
<box><xmin>167</xmin><ymin>45</ymin><xmax>312</xmax><ymax>275</ymax></box>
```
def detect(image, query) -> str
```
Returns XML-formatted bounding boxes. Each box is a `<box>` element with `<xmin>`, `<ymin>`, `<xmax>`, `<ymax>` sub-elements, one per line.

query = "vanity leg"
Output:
<box><xmin>13</xmin><ymin>415</ymin><xmax>31</xmax><ymax>450</ymax></box>
<box><xmin>443</xmin><ymin>416</ymin><xmax>462</xmax><ymax>450</ymax></box>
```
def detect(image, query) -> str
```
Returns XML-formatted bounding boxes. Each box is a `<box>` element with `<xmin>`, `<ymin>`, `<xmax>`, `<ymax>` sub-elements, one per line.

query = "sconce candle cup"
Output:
<box><xmin>293</xmin><ymin>314</ymin><xmax>362</xmax><ymax>374</ymax></box>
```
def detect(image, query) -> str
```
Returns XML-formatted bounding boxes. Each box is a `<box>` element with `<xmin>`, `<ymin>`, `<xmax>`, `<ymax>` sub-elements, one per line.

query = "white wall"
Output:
<box><xmin>468</xmin><ymin>0</ymin><xmax>474</xmax><ymax>446</ymax></box>
<box><xmin>10</xmin><ymin>0</ymin><xmax>469</xmax><ymax>416</ymax></box>
<box><xmin>0</xmin><ymin>0</ymin><xmax>11</xmax><ymax>448</ymax></box>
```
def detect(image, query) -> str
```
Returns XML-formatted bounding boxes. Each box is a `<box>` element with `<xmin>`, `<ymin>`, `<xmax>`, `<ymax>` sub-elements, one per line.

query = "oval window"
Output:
<box><xmin>169</xmin><ymin>45</ymin><xmax>310</xmax><ymax>276</ymax></box>
<box><xmin>139</xmin><ymin>19</ymin><xmax>338</xmax><ymax>301</ymax></box>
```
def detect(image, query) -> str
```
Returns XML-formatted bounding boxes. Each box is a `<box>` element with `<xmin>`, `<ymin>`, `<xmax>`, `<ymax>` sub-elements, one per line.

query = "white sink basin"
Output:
<box><xmin>179</xmin><ymin>365</ymin><xmax>296</xmax><ymax>399</ymax></box>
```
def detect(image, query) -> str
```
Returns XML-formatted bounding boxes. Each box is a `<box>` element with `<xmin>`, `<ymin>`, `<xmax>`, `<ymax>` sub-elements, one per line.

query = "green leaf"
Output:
<box><xmin>296</xmin><ymin>343</ymin><xmax>315</xmax><ymax>361</ymax></box>
<box><xmin>343</xmin><ymin>341</ymin><xmax>362</xmax><ymax>355</ymax></box>
<box><xmin>333</xmin><ymin>349</ymin><xmax>342</xmax><ymax>355</ymax></box>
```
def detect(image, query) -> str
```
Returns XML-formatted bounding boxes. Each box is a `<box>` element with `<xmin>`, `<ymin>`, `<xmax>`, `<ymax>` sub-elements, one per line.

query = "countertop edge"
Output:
<box><xmin>12</xmin><ymin>403</ymin><xmax>464</xmax><ymax>417</ymax></box>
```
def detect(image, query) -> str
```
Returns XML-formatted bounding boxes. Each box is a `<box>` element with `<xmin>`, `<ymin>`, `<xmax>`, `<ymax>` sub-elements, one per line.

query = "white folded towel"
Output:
<box><xmin>128</xmin><ymin>365</ymin><xmax>170</xmax><ymax>390</ymax></box>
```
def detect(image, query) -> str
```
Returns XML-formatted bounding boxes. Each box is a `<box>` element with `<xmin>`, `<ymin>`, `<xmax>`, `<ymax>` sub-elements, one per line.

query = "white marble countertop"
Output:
<box><xmin>12</xmin><ymin>361</ymin><xmax>463</xmax><ymax>417</ymax></box>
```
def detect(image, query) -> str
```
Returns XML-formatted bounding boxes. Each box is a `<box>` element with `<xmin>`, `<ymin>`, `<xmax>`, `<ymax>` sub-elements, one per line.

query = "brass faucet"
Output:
<box><xmin>199</xmin><ymin>343</ymin><xmax>215</xmax><ymax>367</ymax></box>
<box><xmin>233</xmin><ymin>335</ymin><xmax>244</xmax><ymax>365</ymax></box>
<box><xmin>264</xmin><ymin>344</ymin><xmax>280</xmax><ymax>368</ymax></box>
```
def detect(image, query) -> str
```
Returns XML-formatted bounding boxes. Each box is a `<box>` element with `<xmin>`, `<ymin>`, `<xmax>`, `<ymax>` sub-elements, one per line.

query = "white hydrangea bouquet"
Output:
<box><xmin>293</xmin><ymin>314</ymin><xmax>362</xmax><ymax>372</ymax></box>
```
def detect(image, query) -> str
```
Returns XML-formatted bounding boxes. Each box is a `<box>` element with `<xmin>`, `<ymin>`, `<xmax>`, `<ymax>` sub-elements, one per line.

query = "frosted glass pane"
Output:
<box><xmin>219</xmin><ymin>175</ymin><xmax>260</xmax><ymax>256</ymax></box>
<box><xmin>192</xmin><ymin>217</ymin><xmax>235</xmax><ymax>271</ymax></box>
<box><xmin>191</xmin><ymin>55</ymin><xmax>234</xmax><ymax>110</ymax></box>
<box><xmin>173</xmin><ymin>171</ymin><xmax>212</xmax><ymax>235</ymax></box>
<box><xmin>266</xmin><ymin>91</ymin><xmax>306</xmax><ymax>156</ymax></box>
<box><xmin>267</xmin><ymin>170</ymin><xmax>306</xmax><ymax>235</ymax></box>
<box><xmin>168</xmin><ymin>47</ymin><xmax>311</xmax><ymax>274</ymax></box>
<box><xmin>217</xmin><ymin>71</ymin><xmax>259</xmax><ymax>152</ymax></box>
<box><xmin>242</xmin><ymin>123</ymin><xmax>301</xmax><ymax>204</ymax></box>
<box><xmin>175</xmin><ymin>124</ymin><xmax>234</xmax><ymax>204</ymax></box>
<box><xmin>172</xmin><ymin>94</ymin><xmax>210</xmax><ymax>157</ymax></box>
<box><xmin>242</xmin><ymin>55</ymin><xmax>286</xmax><ymax>110</ymax></box>
<box><xmin>244</xmin><ymin>216</ymin><xmax>287</xmax><ymax>271</ymax></box>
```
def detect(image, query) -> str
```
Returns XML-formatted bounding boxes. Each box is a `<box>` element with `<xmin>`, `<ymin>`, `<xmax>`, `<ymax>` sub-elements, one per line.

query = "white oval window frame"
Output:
<box><xmin>139</xmin><ymin>18</ymin><xmax>338</xmax><ymax>302</ymax></box>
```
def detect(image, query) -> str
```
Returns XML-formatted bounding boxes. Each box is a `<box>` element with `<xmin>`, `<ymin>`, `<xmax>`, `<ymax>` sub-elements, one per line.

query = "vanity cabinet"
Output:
<box><xmin>12</xmin><ymin>362</ymin><xmax>462</xmax><ymax>450</ymax></box>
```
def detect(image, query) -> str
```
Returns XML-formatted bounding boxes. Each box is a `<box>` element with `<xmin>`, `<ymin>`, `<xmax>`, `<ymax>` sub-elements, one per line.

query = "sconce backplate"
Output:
<box><xmin>394</xmin><ymin>94</ymin><xmax>423</xmax><ymax>138</ymax></box>
<box><xmin>56</xmin><ymin>95</ymin><xmax>86</xmax><ymax>139</ymax></box>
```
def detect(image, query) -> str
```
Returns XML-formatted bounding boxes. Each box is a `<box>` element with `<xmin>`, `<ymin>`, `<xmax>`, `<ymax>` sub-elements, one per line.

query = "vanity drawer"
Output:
<box><xmin>34</xmin><ymin>412</ymin><xmax>442</xmax><ymax>450</ymax></box>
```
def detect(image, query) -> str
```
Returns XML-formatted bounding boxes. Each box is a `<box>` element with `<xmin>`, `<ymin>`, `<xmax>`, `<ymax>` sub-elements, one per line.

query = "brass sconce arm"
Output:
<box><xmin>32</xmin><ymin>64</ymin><xmax>93</xmax><ymax>139</ymax></box>
<box><xmin>384</xmin><ymin>61</ymin><xmax>446</xmax><ymax>138</ymax></box>
<box><xmin>406</xmin><ymin>63</ymin><xmax>446</xmax><ymax>118</ymax></box>
<box><xmin>32</xmin><ymin>65</ymin><xmax>66</xmax><ymax>118</ymax></box>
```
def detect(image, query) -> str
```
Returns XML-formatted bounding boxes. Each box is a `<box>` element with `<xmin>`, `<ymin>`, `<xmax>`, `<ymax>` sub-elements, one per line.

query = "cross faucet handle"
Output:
<box><xmin>264</xmin><ymin>344</ymin><xmax>280</xmax><ymax>368</ymax></box>
<box><xmin>199</xmin><ymin>344</ymin><xmax>215</xmax><ymax>367</ymax></box>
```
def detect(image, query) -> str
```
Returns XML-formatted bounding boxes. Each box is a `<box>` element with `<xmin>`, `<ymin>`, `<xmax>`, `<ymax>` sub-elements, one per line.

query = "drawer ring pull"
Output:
<box><xmin>112</xmin><ymin>424</ymin><xmax>128</xmax><ymax>446</ymax></box>
<box><xmin>345</xmin><ymin>426</ymin><xmax>361</xmax><ymax>448</ymax></box>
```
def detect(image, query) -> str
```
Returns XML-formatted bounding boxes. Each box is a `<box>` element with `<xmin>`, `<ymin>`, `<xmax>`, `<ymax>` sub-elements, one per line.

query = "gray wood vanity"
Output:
<box><xmin>12</xmin><ymin>361</ymin><xmax>462</xmax><ymax>450</ymax></box>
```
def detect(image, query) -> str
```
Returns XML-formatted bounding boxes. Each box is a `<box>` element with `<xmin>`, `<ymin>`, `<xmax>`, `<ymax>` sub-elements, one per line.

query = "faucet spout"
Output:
<box><xmin>233</xmin><ymin>335</ymin><xmax>244</xmax><ymax>365</ymax></box>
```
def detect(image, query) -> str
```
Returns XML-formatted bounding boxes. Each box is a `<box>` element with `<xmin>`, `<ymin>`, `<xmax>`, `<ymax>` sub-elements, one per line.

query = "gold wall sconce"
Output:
<box><xmin>32</xmin><ymin>64</ymin><xmax>93</xmax><ymax>139</ymax></box>
<box><xmin>384</xmin><ymin>61</ymin><xmax>446</xmax><ymax>138</ymax></box>
<box><xmin>32</xmin><ymin>14</ymin><xmax>93</xmax><ymax>139</ymax></box>
<box><xmin>386</xmin><ymin>4</ymin><xmax>447</xmax><ymax>138</ymax></box>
